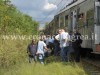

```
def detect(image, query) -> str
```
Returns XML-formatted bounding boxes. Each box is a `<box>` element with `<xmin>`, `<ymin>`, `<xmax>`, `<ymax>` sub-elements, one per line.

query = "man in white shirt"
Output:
<box><xmin>55</xmin><ymin>29</ymin><xmax>70</xmax><ymax>62</ymax></box>
<box><xmin>36</xmin><ymin>39</ymin><xmax>48</xmax><ymax>64</ymax></box>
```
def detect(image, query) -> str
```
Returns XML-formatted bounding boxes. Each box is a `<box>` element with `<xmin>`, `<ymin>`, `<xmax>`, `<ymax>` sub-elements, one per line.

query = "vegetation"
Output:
<box><xmin>43</xmin><ymin>22</ymin><xmax>49</xmax><ymax>35</ymax></box>
<box><xmin>0</xmin><ymin>0</ymin><xmax>39</xmax><ymax>69</ymax></box>
<box><xmin>0</xmin><ymin>0</ymin><xmax>88</xmax><ymax>75</ymax></box>
<box><xmin>0</xmin><ymin>60</ymin><xmax>88</xmax><ymax>75</ymax></box>
<box><xmin>0</xmin><ymin>0</ymin><xmax>39</xmax><ymax>35</ymax></box>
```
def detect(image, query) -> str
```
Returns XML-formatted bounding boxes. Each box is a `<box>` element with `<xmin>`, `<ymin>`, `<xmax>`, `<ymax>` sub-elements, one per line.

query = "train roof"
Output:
<box><xmin>56</xmin><ymin>0</ymin><xmax>85</xmax><ymax>15</ymax></box>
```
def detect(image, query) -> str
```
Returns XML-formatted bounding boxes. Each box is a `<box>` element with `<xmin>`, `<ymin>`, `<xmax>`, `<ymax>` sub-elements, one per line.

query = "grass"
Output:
<box><xmin>0</xmin><ymin>39</ymin><xmax>28</xmax><ymax>67</ymax></box>
<box><xmin>0</xmin><ymin>61</ymin><xmax>88</xmax><ymax>75</ymax></box>
<box><xmin>0</xmin><ymin>40</ymin><xmax>88</xmax><ymax>75</ymax></box>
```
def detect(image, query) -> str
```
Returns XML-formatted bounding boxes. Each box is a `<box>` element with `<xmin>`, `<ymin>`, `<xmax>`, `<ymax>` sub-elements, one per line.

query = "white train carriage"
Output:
<box><xmin>54</xmin><ymin>0</ymin><xmax>100</xmax><ymax>53</ymax></box>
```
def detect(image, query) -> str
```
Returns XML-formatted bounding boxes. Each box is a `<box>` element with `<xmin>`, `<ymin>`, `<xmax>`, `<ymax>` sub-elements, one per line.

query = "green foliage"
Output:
<box><xmin>0</xmin><ymin>0</ymin><xmax>39</xmax><ymax>35</ymax></box>
<box><xmin>0</xmin><ymin>0</ymin><xmax>39</xmax><ymax>69</ymax></box>
<box><xmin>0</xmin><ymin>40</ymin><xmax>28</xmax><ymax>68</ymax></box>
<box><xmin>87</xmin><ymin>9</ymin><xmax>94</xmax><ymax>26</ymax></box>
<box><xmin>1</xmin><ymin>62</ymin><xmax>88</xmax><ymax>75</ymax></box>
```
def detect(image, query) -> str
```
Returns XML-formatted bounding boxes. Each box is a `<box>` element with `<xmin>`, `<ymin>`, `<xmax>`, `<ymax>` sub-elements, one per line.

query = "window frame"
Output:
<box><xmin>97</xmin><ymin>6</ymin><xmax>100</xmax><ymax>25</ymax></box>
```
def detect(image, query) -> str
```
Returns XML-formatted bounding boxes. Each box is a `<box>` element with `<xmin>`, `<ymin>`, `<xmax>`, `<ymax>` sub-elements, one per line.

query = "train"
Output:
<box><xmin>44</xmin><ymin>0</ymin><xmax>100</xmax><ymax>54</ymax></box>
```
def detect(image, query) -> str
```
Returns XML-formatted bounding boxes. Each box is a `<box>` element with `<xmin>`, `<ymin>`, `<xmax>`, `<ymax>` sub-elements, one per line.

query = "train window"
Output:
<box><xmin>86</xmin><ymin>9</ymin><xmax>94</xmax><ymax>26</ymax></box>
<box><xmin>57</xmin><ymin>16</ymin><xmax>59</xmax><ymax>21</ymax></box>
<box><xmin>73</xmin><ymin>0</ymin><xmax>77</xmax><ymax>2</ymax></box>
<box><xmin>78</xmin><ymin>13</ymin><xmax>84</xmax><ymax>20</ymax></box>
<box><xmin>77</xmin><ymin>13</ymin><xmax>84</xmax><ymax>27</ymax></box>
<box><xmin>65</xmin><ymin>15</ymin><xmax>68</xmax><ymax>20</ymax></box>
<box><xmin>71</xmin><ymin>12</ymin><xmax>73</xmax><ymax>17</ymax></box>
<box><xmin>87</xmin><ymin>18</ymin><xmax>94</xmax><ymax>27</ymax></box>
<box><xmin>98</xmin><ymin>0</ymin><xmax>100</xmax><ymax>2</ymax></box>
<box><xmin>97</xmin><ymin>6</ymin><xmax>100</xmax><ymax>25</ymax></box>
<box><xmin>87</xmin><ymin>9</ymin><xmax>94</xmax><ymax>19</ymax></box>
<box><xmin>65</xmin><ymin>15</ymin><xmax>68</xmax><ymax>27</ymax></box>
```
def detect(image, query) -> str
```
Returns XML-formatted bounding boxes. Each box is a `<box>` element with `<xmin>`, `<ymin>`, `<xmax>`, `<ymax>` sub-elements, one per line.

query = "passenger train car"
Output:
<box><xmin>46</xmin><ymin>0</ymin><xmax>100</xmax><ymax>54</ymax></box>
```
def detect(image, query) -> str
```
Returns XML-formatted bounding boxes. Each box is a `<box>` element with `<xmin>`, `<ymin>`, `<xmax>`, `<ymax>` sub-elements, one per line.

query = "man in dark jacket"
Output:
<box><xmin>72</xmin><ymin>29</ymin><xmax>83</xmax><ymax>62</ymax></box>
<box><xmin>27</xmin><ymin>39</ymin><xmax>37</xmax><ymax>63</ymax></box>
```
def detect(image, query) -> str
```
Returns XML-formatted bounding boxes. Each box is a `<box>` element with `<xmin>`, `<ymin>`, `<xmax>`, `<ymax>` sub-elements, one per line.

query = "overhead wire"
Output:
<box><xmin>55</xmin><ymin>0</ymin><xmax>69</xmax><ymax>15</ymax></box>
<box><xmin>39</xmin><ymin>0</ymin><xmax>64</xmax><ymax>23</ymax></box>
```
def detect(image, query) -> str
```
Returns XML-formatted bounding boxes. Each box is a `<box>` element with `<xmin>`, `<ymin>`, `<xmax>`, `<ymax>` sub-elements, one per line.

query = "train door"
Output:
<box><xmin>94</xmin><ymin>0</ymin><xmax>100</xmax><ymax>52</ymax></box>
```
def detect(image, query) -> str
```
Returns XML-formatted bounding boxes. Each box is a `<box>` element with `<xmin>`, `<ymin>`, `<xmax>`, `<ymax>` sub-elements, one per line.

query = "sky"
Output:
<box><xmin>11</xmin><ymin>0</ymin><xmax>73</xmax><ymax>29</ymax></box>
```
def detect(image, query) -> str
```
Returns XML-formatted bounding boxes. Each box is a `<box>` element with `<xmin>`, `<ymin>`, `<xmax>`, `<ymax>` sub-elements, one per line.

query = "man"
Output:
<box><xmin>36</xmin><ymin>39</ymin><xmax>48</xmax><ymax>64</ymax></box>
<box><xmin>44</xmin><ymin>35</ymin><xmax>50</xmax><ymax>57</ymax></box>
<box><xmin>45</xmin><ymin>35</ymin><xmax>50</xmax><ymax>48</ymax></box>
<box><xmin>48</xmin><ymin>36</ymin><xmax>55</xmax><ymax>55</ymax></box>
<box><xmin>72</xmin><ymin>29</ymin><xmax>83</xmax><ymax>62</ymax></box>
<box><xmin>27</xmin><ymin>39</ymin><xmax>37</xmax><ymax>63</ymax></box>
<box><xmin>55</xmin><ymin>29</ymin><xmax>70</xmax><ymax>62</ymax></box>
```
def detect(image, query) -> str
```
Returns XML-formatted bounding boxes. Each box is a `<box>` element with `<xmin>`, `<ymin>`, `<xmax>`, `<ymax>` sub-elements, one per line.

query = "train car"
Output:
<box><xmin>49</xmin><ymin>0</ymin><xmax>100</xmax><ymax>54</ymax></box>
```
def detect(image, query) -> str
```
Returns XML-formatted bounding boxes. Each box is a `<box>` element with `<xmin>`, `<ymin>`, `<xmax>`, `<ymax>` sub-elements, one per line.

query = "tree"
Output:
<box><xmin>0</xmin><ymin>0</ymin><xmax>39</xmax><ymax>35</ymax></box>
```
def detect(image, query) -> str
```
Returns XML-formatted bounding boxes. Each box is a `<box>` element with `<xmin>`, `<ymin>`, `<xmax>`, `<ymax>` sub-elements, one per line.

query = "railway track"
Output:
<box><xmin>82</xmin><ymin>59</ymin><xmax>100</xmax><ymax>75</ymax></box>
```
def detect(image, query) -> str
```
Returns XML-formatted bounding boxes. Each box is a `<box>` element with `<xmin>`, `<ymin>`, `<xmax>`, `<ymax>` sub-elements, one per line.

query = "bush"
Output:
<box><xmin>0</xmin><ymin>39</ymin><xmax>28</xmax><ymax>68</ymax></box>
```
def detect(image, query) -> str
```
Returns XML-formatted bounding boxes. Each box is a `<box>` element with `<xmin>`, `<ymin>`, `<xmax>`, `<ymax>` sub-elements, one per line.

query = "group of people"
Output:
<box><xmin>27</xmin><ymin>28</ymin><xmax>83</xmax><ymax>64</ymax></box>
<box><xmin>55</xmin><ymin>29</ymin><xmax>82</xmax><ymax>62</ymax></box>
<box><xmin>27</xmin><ymin>38</ymin><xmax>48</xmax><ymax>64</ymax></box>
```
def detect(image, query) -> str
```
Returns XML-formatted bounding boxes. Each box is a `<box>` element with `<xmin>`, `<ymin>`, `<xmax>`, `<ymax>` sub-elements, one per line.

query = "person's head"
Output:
<box><xmin>40</xmin><ymin>39</ymin><xmax>43</xmax><ymax>41</ymax></box>
<box><xmin>53</xmin><ymin>35</ymin><xmax>55</xmax><ymax>38</ymax></box>
<box><xmin>73</xmin><ymin>29</ymin><xmax>79</xmax><ymax>33</ymax></box>
<box><xmin>46</xmin><ymin>35</ymin><xmax>50</xmax><ymax>38</ymax></box>
<box><xmin>57</xmin><ymin>29</ymin><xmax>62</xmax><ymax>34</ymax></box>
<box><xmin>61</xmin><ymin>29</ymin><xmax>65</xmax><ymax>32</ymax></box>
<box><xmin>39</xmin><ymin>36</ymin><xmax>44</xmax><ymax>41</ymax></box>
<box><xmin>31</xmin><ymin>39</ymin><xmax>35</xmax><ymax>45</ymax></box>
<box><xmin>43</xmin><ymin>35</ymin><xmax>46</xmax><ymax>40</ymax></box>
